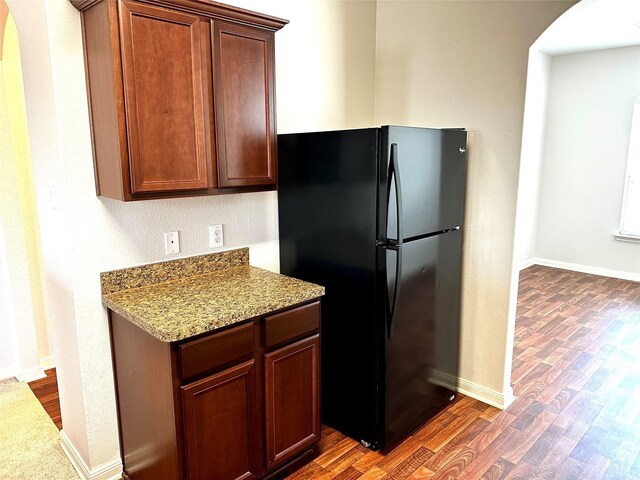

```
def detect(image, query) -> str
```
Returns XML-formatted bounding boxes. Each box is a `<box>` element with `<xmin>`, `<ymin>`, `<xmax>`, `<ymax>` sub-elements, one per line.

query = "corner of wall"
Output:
<box><xmin>60</xmin><ymin>430</ymin><xmax>122</xmax><ymax>480</ymax></box>
<box><xmin>514</xmin><ymin>49</ymin><xmax>553</xmax><ymax>267</ymax></box>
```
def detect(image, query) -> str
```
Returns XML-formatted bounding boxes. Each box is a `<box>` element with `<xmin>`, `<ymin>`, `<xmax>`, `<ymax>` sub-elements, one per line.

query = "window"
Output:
<box><xmin>618</xmin><ymin>96</ymin><xmax>640</xmax><ymax>240</ymax></box>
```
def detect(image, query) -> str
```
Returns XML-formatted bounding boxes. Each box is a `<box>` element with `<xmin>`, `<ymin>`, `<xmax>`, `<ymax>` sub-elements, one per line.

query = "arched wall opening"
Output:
<box><xmin>509</xmin><ymin>0</ymin><xmax>640</xmax><ymax>396</ymax></box>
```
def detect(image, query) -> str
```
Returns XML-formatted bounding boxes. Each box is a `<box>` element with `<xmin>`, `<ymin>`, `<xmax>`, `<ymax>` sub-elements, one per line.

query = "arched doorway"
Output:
<box><xmin>0</xmin><ymin>0</ymin><xmax>51</xmax><ymax>382</ymax></box>
<box><xmin>509</xmin><ymin>0</ymin><xmax>640</xmax><ymax>412</ymax></box>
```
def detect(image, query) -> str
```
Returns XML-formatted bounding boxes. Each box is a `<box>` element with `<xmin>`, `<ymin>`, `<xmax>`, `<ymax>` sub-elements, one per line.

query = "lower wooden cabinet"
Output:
<box><xmin>109</xmin><ymin>300</ymin><xmax>321</xmax><ymax>480</ymax></box>
<box><xmin>265</xmin><ymin>336</ymin><xmax>320</xmax><ymax>469</ymax></box>
<box><xmin>181</xmin><ymin>360</ymin><xmax>260</xmax><ymax>480</ymax></box>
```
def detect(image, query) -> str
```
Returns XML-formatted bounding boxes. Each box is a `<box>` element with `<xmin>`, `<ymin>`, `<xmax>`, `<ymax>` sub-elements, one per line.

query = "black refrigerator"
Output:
<box><xmin>277</xmin><ymin>126</ymin><xmax>467</xmax><ymax>451</ymax></box>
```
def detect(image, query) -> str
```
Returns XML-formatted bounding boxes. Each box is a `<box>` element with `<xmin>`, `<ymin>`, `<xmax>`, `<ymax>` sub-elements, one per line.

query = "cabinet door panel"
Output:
<box><xmin>212</xmin><ymin>21</ymin><xmax>277</xmax><ymax>188</ymax></box>
<box><xmin>181</xmin><ymin>360</ymin><xmax>261</xmax><ymax>480</ymax></box>
<box><xmin>265</xmin><ymin>335</ymin><xmax>320</xmax><ymax>468</ymax></box>
<box><xmin>120</xmin><ymin>1</ymin><xmax>209</xmax><ymax>193</ymax></box>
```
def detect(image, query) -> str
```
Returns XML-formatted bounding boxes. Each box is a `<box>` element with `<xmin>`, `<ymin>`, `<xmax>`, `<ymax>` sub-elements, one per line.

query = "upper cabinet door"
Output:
<box><xmin>212</xmin><ymin>21</ymin><xmax>277</xmax><ymax>188</ymax></box>
<box><xmin>119</xmin><ymin>1</ymin><xmax>209</xmax><ymax>194</ymax></box>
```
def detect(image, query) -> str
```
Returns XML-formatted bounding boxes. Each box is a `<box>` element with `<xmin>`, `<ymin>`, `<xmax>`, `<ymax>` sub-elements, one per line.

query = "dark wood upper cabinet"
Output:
<box><xmin>120</xmin><ymin>1</ymin><xmax>209</xmax><ymax>194</ymax></box>
<box><xmin>72</xmin><ymin>0</ymin><xmax>287</xmax><ymax>201</ymax></box>
<box><xmin>212</xmin><ymin>21</ymin><xmax>276</xmax><ymax>188</ymax></box>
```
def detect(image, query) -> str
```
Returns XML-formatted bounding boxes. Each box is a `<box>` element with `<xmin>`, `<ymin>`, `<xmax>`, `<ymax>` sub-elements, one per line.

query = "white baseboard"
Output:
<box><xmin>40</xmin><ymin>354</ymin><xmax>55</xmax><ymax>370</ymax></box>
<box><xmin>457</xmin><ymin>378</ymin><xmax>515</xmax><ymax>410</ymax></box>
<box><xmin>529</xmin><ymin>258</ymin><xmax>640</xmax><ymax>282</ymax></box>
<box><xmin>60</xmin><ymin>430</ymin><xmax>122</xmax><ymax>480</ymax></box>
<box><xmin>430</xmin><ymin>369</ymin><xmax>514</xmax><ymax>410</ymax></box>
<box><xmin>520</xmin><ymin>258</ymin><xmax>537</xmax><ymax>270</ymax></box>
<box><xmin>16</xmin><ymin>366</ymin><xmax>46</xmax><ymax>382</ymax></box>
<box><xmin>429</xmin><ymin>369</ymin><xmax>459</xmax><ymax>393</ymax></box>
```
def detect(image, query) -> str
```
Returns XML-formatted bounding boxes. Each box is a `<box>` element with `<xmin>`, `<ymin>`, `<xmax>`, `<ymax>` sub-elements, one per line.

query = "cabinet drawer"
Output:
<box><xmin>178</xmin><ymin>322</ymin><xmax>254</xmax><ymax>380</ymax></box>
<box><xmin>265</xmin><ymin>302</ymin><xmax>320</xmax><ymax>349</ymax></box>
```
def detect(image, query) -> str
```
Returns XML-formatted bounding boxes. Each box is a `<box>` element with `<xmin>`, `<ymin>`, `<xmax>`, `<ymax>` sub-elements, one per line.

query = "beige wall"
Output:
<box><xmin>220</xmin><ymin>0</ymin><xmax>377</xmax><ymax>133</ymax></box>
<box><xmin>536</xmin><ymin>46</ymin><xmax>640</xmax><ymax>278</ymax></box>
<box><xmin>270</xmin><ymin>0</ymin><xmax>377</xmax><ymax>132</ymax></box>
<box><xmin>374</xmin><ymin>0</ymin><xmax>574</xmax><ymax>402</ymax></box>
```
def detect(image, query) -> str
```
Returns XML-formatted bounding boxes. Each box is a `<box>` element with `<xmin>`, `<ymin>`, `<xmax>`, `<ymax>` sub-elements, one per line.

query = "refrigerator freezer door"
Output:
<box><xmin>381</xmin><ymin>229</ymin><xmax>462</xmax><ymax>449</ymax></box>
<box><xmin>380</xmin><ymin>127</ymin><xmax>467</xmax><ymax>242</ymax></box>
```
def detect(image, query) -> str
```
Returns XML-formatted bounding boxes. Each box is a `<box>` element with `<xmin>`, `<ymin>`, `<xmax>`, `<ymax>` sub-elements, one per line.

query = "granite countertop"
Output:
<box><xmin>101</xmin><ymin>248</ymin><xmax>325</xmax><ymax>342</ymax></box>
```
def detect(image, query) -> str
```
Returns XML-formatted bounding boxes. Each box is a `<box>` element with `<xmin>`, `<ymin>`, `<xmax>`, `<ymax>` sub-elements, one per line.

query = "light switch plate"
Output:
<box><xmin>164</xmin><ymin>231</ymin><xmax>180</xmax><ymax>255</ymax></box>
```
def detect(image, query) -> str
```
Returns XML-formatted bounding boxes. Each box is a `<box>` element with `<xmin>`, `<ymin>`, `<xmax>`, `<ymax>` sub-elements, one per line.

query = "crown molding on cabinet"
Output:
<box><xmin>69</xmin><ymin>0</ymin><xmax>289</xmax><ymax>31</ymax></box>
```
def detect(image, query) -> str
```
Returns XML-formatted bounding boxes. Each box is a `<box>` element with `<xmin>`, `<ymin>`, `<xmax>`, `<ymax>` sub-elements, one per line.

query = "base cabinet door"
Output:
<box><xmin>264</xmin><ymin>335</ymin><xmax>320</xmax><ymax>469</ymax></box>
<box><xmin>181</xmin><ymin>360</ymin><xmax>261</xmax><ymax>480</ymax></box>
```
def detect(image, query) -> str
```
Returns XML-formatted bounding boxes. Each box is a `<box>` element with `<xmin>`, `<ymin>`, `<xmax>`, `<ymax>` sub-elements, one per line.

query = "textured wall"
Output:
<box><xmin>374</xmin><ymin>0</ymin><xmax>574</xmax><ymax>401</ymax></box>
<box><xmin>536</xmin><ymin>46</ymin><xmax>640</xmax><ymax>276</ymax></box>
<box><xmin>267</xmin><ymin>0</ymin><xmax>377</xmax><ymax>133</ymax></box>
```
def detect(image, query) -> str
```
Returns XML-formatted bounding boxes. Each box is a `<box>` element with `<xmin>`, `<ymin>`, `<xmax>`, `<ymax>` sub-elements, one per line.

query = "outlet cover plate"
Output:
<box><xmin>209</xmin><ymin>225</ymin><xmax>224</xmax><ymax>248</ymax></box>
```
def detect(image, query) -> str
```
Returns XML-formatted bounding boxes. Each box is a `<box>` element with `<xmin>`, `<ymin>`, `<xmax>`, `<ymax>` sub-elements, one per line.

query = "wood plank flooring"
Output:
<box><xmin>27</xmin><ymin>368</ymin><xmax>62</xmax><ymax>430</ymax></box>
<box><xmin>285</xmin><ymin>266</ymin><xmax>640</xmax><ymax>480</ymax></box>
<box><xmin>27</xmin><ymin>266</ymin><xmax>640</xmax><ymax>479</ymax></box>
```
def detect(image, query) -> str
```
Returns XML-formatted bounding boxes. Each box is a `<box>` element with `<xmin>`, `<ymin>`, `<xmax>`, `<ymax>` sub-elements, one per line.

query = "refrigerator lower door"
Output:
<box><xmin>381</xmin><ymin>229</ymin><xmax>462</xmax><ymax>449</ymax></box>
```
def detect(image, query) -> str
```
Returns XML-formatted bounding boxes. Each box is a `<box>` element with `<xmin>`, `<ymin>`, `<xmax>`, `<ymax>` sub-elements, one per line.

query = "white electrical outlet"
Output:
<box><xmin>209</xmin><ymin>224</ymin><xmax>224</xmax><ymax>248</ymax></box>
<box><xmin>164</xmin><ymin>231</ymin><xmax>180</xmax><ymax>255</ymax></box>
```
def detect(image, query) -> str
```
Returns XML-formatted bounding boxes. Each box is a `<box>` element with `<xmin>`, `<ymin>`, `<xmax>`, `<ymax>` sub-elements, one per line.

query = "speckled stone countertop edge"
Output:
<box><xmin>103</xmin><ymin>297</ymin><xmax>181</xmax><ymax>342</ymax></box>
<box><xmin>100</xmin><ymin>247</ymin><xmax>249</xmax><ymax>295</ymax></box>
<box><xmin>101</xmin><ymin>260</ymin><xmax>326</xmax><ymax>343</ymax></box>
<box><xmin>103</xmin><ymin>284</ymin><xmax>324</xmax><ymax>343</ymax></box>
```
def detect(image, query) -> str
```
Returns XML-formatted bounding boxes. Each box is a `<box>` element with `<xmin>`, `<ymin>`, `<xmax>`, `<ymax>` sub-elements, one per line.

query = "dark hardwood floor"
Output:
<box><xmin>28</xmin><ymin>367</ymin><xmax>62</xmax><ymax>430</ymax></box>
<box><xmin>285</xmin><ymin>266</ymin><xmax>640</xmax><ymax>480</ymax></box>
<box><xmin>27</xmin><ymin>266</ymin><xmax>640</xmax><ymax>479</ymax></box>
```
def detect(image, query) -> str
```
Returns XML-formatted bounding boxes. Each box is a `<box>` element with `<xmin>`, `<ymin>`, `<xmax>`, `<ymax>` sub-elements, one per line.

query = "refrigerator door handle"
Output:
<box><xmin>386</xmin><ymin>244</ymin><xmax>403</xmax><ymax>339</ymax></box>
<box><xmin>387</xmin><ymin>143</ymin><xmax>404</xmax><ymax>246</ymax></box>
